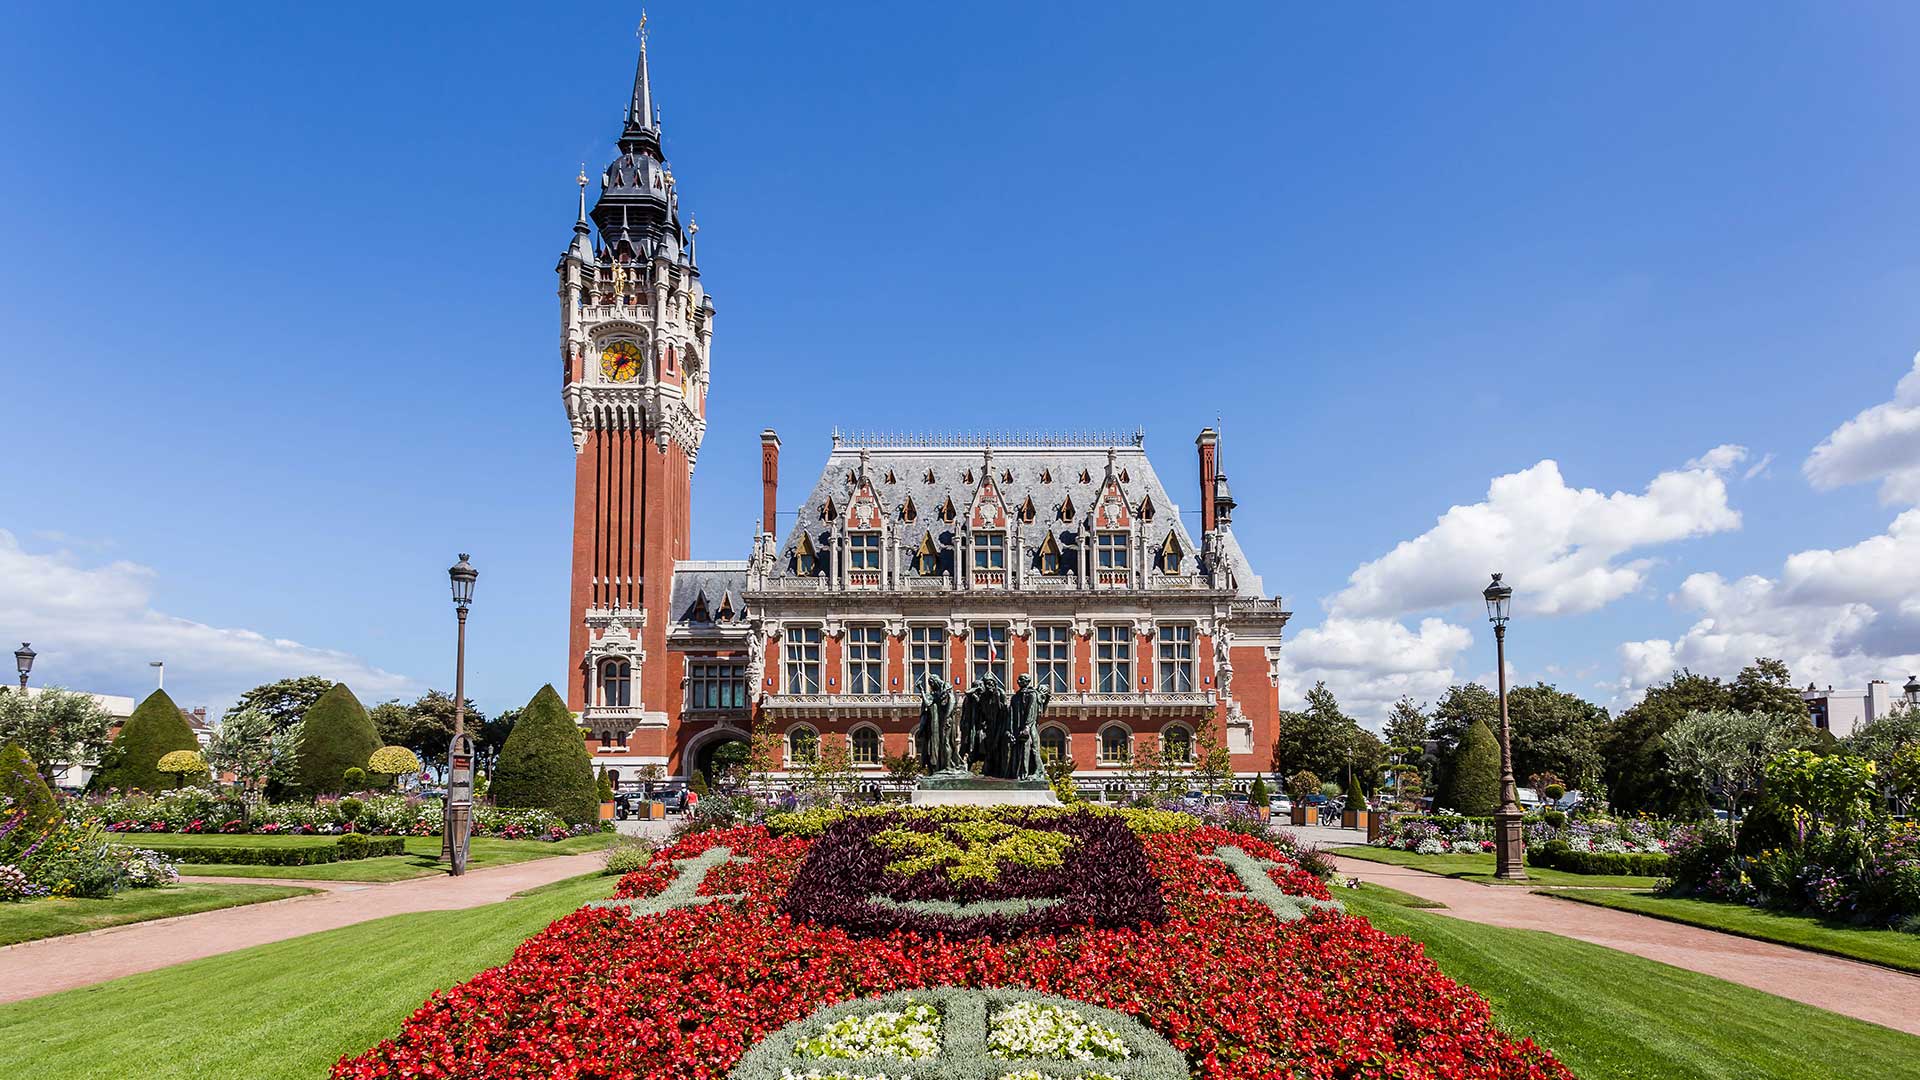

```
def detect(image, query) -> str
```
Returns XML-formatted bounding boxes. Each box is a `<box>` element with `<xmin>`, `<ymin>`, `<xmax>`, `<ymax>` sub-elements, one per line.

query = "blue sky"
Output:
<box><xmin>6</xmin><ymin>3</ymin><xmax>1920</xmax><ymax>725</ymax></box>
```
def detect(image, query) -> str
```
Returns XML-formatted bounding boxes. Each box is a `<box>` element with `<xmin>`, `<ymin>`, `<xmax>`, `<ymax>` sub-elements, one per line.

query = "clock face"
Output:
<box><xmin>600</xmin><ymin>341</ymin><xmax>643</xmax><ymax>382</ymax></box>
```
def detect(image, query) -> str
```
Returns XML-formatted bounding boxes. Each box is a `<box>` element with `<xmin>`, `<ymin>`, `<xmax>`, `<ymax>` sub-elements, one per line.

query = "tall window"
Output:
<box><xmin>787</xmin><ymin>727</ymin><xmax>819</xmax><ymax>766</ymax></box>
<box><xmin>1096</xmin><ymin>531</ymin><xmax>1129</xmax><ymax>569</ymax></box>
<box><xmin>785</xmin><ymin>627</ymin><xmax>823</xmax><ymax>694</ymax></box>
<box><xmin>850</xmin><ymin>727</ymin><xmax>881</xmax><ymax>766</ymax></box>
<box><xmin>686</xmin><ymin>661</ymin><xmax>746</xmax><ymax>710</ymax></box>
<box><xmin>1157</xmin><ymin>625</ymin><xmax>1194</xmax><ymax>692</ymax></box>
<box><xmin>1040</xmin><ymin>726</ymin><xmax>1069</xmax><ymax>765</ymax></box>
<box><xmin>1162</xmin><ymin>724</ymin><xmax>1193</xmax><ymax>763</ymax></box>
<box><xmin>909</xmin><ymin>625</ymin><xmax>947</xmax><ymax>689</ymax></box>
<box><xmin>847</xmin><ymin>625</ymin><xmax>884</xmax><ymax>693</ymax></box>
<box><xmin>848</xmin><ymin>532</ymin><xmax>881</xmax><ymax>571</ymax></box>
<box><xmin>973</xmin><ymin>532</ymin><xmax>1006</xmax><ymax>570</ymax></box>
<box><xmin>1032</xmin><ymin>625</ymin><xmax>1071</xmax><ymax>693</ymax></box>
<box><xmin>600</xmin><ymin>660</ymin><xmax>632</xmax><ymax>707</ymax></box>
<box><xmin>1099</xmin><ymin>725</ymin><xmax>1131</xmax><ymax>764</ymax></box>
<box><xmin>972</xmin><ymin>623</ymin><xmax>1009</xmax><ymax>685</ymax></box>
<box><xmin>1095</xmin><ymin>625</ymin><xmax>1132</xmax><ymax>694</ymax></box>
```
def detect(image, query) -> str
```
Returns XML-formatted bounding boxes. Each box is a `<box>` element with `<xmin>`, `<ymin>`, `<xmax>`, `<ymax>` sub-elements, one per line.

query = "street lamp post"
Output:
<box><xmin>14</xmin><ymin>643</ymin><xmax>35</xmax><ymax>693</ymax></box>
<box><xmin>1484</xmin><ymin>574</ymin><xmax>1526</xmax><ymax>880</ymax></box>
<box><xmin>1904</xmin><ymin>675</ymin><xmax>1920</xmax><ymax>708</ymax></box>
<box><xmin>442</xmin><ymin>554</ymin><xmax>479</xmax><ymax>876</ymax></box>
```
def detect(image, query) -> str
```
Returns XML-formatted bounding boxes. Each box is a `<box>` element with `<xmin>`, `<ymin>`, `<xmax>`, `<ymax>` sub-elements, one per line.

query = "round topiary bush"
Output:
<box><xmin>343</xmin><ymin>767</ymin><xmax>368</xmax><ymax>791</ymax></box>
<box><xmin>491</xmin><ymin>685</ymin><xmax>598</xmax><ymax>826</ymax></box>
<box><xmin>156</xmin><ymin>749</ymin><xmax>208</xmax><ymax>789</ymax></box>
<box><xmin>89</xmin><ymin>689</ymin><xmax>199</xmax><ymax>793</ymax></box>
<box><xmin>338</xmin><ymin>796</ymin><xmax>365</xmax><ymax>824</ymax></box>
<box><xmin>0</xmin><ymin>742</ymin><xmax>60</xmax><ymax>863</ymax></box>
<box><xmin>368</xmin><ymin>745</ymin><xmax>421</xmax><ymax>785</ymax></box>
<box><xmin>295</xmin><ymin>684</ymin><xmax>380</xmax><ymax>797</ymax></box>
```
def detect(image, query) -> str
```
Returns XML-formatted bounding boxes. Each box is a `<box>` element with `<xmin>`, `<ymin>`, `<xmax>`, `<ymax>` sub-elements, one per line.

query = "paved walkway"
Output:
<box><xmin>1331</xmin><ymin>854</ymin><xmax>1920</xmax><ymax>1037</ymax></box>
<box><xmin>0</xmin><ymin>852</ymin><xmax>608</xmax><ymax>1005</ymax></box>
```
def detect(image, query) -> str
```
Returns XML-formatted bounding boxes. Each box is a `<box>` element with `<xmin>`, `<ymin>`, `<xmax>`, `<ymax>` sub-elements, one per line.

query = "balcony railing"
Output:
<box><xmin>759</xmin><ymin>692</ymin><xmax>919</xmax><ymax>719</ymax></box>
<box><xmin>755</xmin><ymin>690</ymin><xmax>1214</xmax><ymax>720</ymax></box>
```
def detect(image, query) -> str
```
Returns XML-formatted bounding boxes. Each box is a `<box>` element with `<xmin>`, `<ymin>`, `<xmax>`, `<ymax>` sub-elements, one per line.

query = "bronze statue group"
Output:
<box><xmin>914</xmin><ymin>672</ymin><xmax>1051</xmax><ymax>782</ymax></box>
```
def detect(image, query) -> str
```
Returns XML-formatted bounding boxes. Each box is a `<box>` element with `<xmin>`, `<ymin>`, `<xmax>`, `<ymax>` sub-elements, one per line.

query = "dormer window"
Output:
<box><xmin>940</xmin><ymin>496</ymin><xmax>957</xmax><ymax>523</ymax></box>
<box><xmin>820</xmin><ymin>497</ymin><xmax>836</xmax><ymax>522</ymax></box>
<box><xmin>963</xmin><ymin>468</ymin><xmax>975</xmax><ymax>484</ymax></box>
<box><xmin>1159</xmin><ymin>532</ymin><xmax>1183</xmax><ymax>573</ymax></box>
<box><xmin>1119</xmin><ymin>467</ymin><xmax>1130</xmax><ymax>483</ymax></box>
<box><xmin>1138</xmin><ymin>496</ymin><xmax>1155</xmax><ymax>521</ymax></box>
<box><xmin>1096</xmin><ymin>531</ymin><xmax>1129</xmax><ymax>569</ymax></box>
<box><xmin>1037</xmin><ymin>532</ymin><xmax>1063</xmax><ymax>575</ymax></box>
<box><xmin>1040</xmin><ymin>469</ymin><xmax>1053</xmax><ymax>484</ymax></box>
<box><xmin>1058</xmin><ymin>495</ymin><xmax>1075</xmax><ymax>522</ymax></box>
<box><xmin>973</xmin><ymin>532</ymin><xmax>1006</xmax><ymax>570</ymax></box>
<box><xmin>1000</xmin><ymin>468</ymin><xmax>1013</xmax><ymax>484</ymax></box>
<box><xmin>914</xmin><ymin>534</ymin><xmax>941</xmax><ymax>576</ymax></box>
<box><xmin>794</xmin><ymin>533</ymin><xmax>820</xmax><ymax>576</ymax></box>
<box><xmin>1078</xmin><ymin>469</ymin><xmax>1092</xmax><ymax>484</ymax></box>
<box><xmin>1018</xmin><ymin>496</ymin><xmax>1037</xmax><ymax>524</ymax></box>
<box><xmin>901</xmin><ymin>496</ymin><xmax>918</xmax><ymax>522</ymax></box>
<box><xmin>885</xmin><ymin>469</ymin><xmax>897</xmax><ymax>484</ymax></box>
<box><xmin>848</xmin><ymin>532</ymin><xmax>881</xmax><ymax>572</ymax></box>
<box><xmin>923</xmin><ymin>469</ymin><xmax>936</xmax><ymax>484</ymax></box>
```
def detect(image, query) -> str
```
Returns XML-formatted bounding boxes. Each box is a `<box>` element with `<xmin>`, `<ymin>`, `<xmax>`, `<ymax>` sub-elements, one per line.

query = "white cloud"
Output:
<box><xmin>1742</xmin><ymin>452</ymin><xmax>1776</xmax><ymax>482</ymax></box>
<box><xmin>0</xmin><ymin>529</ymin><xmax>416</xmax><ymax>715</ymax></box>
<box><xmin>1329</xmin><ymin>450</ymin><xmax>1744</xmax><ymax>620</ymax></box>
<box><xmin>1274</xmin><ymin>616</ymin><xmax>1475</xmax><ymax>730</ymax></box>
<box><xmin>1615</xmin><ymin>513</ymin><xmax>1920</xmax><ymax>700</ymax></box>
<box><xmin>1804</xmin><ymin>353</ymin><xmax>1920</xmax><ymax>505</ymax></box>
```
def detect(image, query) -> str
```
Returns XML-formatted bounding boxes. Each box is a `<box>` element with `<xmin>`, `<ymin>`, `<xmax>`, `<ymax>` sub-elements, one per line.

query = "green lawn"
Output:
<box><xmin>117</xmin><ymin>833</ymin><xmax>617</xmax><ymax>882</ymax></box>
<box><xmin>0</xmin><ymin>872</ymin><xmax>619</xmax><ymax>1080</ymax></box>
<box><xmin>1344</xmin><ymin>890</ymin><xmax>1920</xmax><ymax>1079</ymax></box>
<box><xmin>1333</xmin><ymin>844</ymin><xmax>1664</xmax><ymax>889</ymax></box>
<box><xmin>1342</xmin><ymin>880</ymin><xmax>1447</xmax><ymax>909</ymax></box>
<box><xmin>0</xmin><ymin>883</ymin><xmax>316</xmax><ymax>946</ymax></box>
<box><xmin>1546</xmin><ymin>889</ymin><xmax>1920</xmax><ymax>976</ymax></box>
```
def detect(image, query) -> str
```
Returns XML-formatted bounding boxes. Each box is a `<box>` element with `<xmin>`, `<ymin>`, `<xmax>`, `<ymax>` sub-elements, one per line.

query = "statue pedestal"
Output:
<box><xmin>910</xmin><ymin>774</ymin><xmax>1060</xmax><ymax>807</ymax></box>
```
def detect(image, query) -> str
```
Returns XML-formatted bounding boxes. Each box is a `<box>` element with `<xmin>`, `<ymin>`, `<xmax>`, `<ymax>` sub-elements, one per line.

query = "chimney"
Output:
<box><xmin>1196</xmin><ymin>428</ymin><xmax>1219</xmax><ymax>533</ymax></box>
<box><xmin>760</xmin><ymin>429</ymin><xmax>781</xmax><ymax>536</ymax></box>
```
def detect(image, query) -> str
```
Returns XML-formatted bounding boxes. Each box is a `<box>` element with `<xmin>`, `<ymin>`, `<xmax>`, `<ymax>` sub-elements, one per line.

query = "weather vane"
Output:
<box><xmin>637</xmin><ymin>10</ymin><xmax>648</xmax><ymax>46</ymax></box>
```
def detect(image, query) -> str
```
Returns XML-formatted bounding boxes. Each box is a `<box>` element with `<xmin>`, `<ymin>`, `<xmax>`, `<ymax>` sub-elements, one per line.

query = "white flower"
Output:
<box><xmin>986</xmin><ymin>1001</ymin><xmax>1130</xmax><ymax>1062</ymax></box>
<box><xmin>794</xmin><ymin>1001</ymin><xmax>941</xmax><ymax>1062</ymax></box>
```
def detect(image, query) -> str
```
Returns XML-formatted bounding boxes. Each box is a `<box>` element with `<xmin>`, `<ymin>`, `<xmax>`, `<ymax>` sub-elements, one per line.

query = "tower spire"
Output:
<box><xmin>623</xmin><ymin>12</ymin><xmax>657</xmax><ymax>149</ymax></box>
<box><xmin>575</xmin><ymin>164</ymin><xmax>590</xmax><ymax>234</ymax></box>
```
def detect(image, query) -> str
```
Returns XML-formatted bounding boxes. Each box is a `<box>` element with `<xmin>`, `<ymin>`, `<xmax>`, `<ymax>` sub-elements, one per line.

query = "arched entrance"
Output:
<box><xmin>692</xmin><ymin>731</ymin><xmax>750</xmax><ymax>785</ymax></box>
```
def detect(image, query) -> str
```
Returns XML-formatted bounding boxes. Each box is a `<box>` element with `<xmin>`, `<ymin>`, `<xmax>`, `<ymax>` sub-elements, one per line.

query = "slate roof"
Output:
<box><xmin>772</xmin><ymin>438</ymin><xmax>1256</xmax><ymax>592</ymax></box>
<box><xmin>668</xmin><ymin>559</ymin><xmax>750</xmax><ymax>625</ymax></box>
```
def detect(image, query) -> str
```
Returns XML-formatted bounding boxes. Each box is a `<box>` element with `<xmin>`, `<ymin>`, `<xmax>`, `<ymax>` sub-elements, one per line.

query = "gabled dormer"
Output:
<box><xmin>1089</xmin><ymin>449</ymin><xmax>1134</xmax><ymax>587</ymax></box>
<box><xmin>841</xmin><ymin>465</ymin><xmax>888</xmax><ymax>588</ymax></box>
<box><xmin>965</xmin><ymin>451</ymin><xmax>1010</xmax><ymax>588</ymax></box>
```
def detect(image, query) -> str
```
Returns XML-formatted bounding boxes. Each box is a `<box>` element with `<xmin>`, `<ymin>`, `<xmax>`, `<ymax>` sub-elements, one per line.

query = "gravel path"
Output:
<box><xmin>1331</xmin><ymin>854</ymin><xmax>1920</xmax><ymax>1036</ymax></box>
<box><xmin>0</xmin><ymin>852</ymin><xmax>607</xmax><ymax>1004</ymax></box>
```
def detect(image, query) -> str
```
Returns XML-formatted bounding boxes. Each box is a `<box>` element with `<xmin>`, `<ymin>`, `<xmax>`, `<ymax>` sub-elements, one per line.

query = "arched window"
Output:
<box><xmin>787</xmin><ymin>727</ymin><xmax>819</xmax><ymax>767</ymax></box>
<box><xmin>1099</xmin><ymin>724</ymin><xmax>1132</xmax><ymax>764</ymax></box>
<box><xmin>1162</xmin><ymin>724</ymin><xmax>1193</xmax><ymax>764</ymax></box>
<box><xmin>1040</xmin><ymin>726</ymin><xmax>1069</xmax><ymax>765</ymax></box>
<box><xmin>601</xmin><ymin>660</ymin><xmax>632</xmax><ymax>707</ymax></box>
<box><xmin>850</xmin><ymin>726</ymin><xmax>882</xmax><ymax>767</ymax></box>
<box><xmin>599</xmin><ymin>730</ymin><xmax>613</xmax><ymax>746</ymax></box>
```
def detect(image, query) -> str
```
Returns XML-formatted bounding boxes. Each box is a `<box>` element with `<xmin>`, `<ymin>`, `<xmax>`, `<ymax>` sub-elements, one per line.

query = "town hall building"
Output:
<box><xmin>558</xmin><ymin>29</ymin><xmax>1289</xmax><ymax>790</ymax></box>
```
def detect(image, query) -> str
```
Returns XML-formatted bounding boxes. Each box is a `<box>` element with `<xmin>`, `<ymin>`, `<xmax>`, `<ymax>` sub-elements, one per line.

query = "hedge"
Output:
<box><xmin>492</xmin><ymin>684</ymin><xmax>598</xmax><ymax>826</ymax></box>
<box><xmin>1532</xmin><ymin>841</ymin><xmax>1669</xmax><ymax>877</ymax></box>
<box><xmin>151</xmin><ymin>836</ymin><xmax>405</xmax><ymax>865</ymax></box>
<box><xmin>90</xmin><ymin>689</ymin><xmax>200</xmax><ymax>794</ymax></box>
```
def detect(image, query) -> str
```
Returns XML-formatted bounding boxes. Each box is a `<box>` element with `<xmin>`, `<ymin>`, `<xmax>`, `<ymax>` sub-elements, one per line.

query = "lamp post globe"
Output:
<box><xmin>14</xmin><ymin>642</ymin><xmax>34</xmax><ymax>693</ymax></box>
<box><xmin>1484</xmin><ymin>574</ymin><xmax>1526</xmax><ymax>880</ymax></box>
<box><xmin>1905</xmin><ymin>675</ymin><xmax>1920</xmax><ymax>708</ymax></box>
<box><xmin>442</xmin><ymin>555</ymin><xmax>478</xmax><ymax>876</ymax></box>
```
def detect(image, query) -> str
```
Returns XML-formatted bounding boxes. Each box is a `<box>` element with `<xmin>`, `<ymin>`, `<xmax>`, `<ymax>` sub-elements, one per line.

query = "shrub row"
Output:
<box><xmin>1531</xmin><ymin>841</ymin><xmax>1669</xmax><ymax>877</ymax></box>
<box><xmin>156</xmin><ymin>836</ymin><xmax>406</xmax><ymax>865</ymax></box>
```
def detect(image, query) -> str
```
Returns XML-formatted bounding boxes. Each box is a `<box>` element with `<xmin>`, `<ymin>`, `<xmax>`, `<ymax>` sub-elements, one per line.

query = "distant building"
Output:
<box><xmin>17</xmin><ymin>686</ymin><xmax>135</xmax><ymax>788</ymax></box>
<box><xmin>1801</xmin><ymin>678</ymin><xmax>1919</xmax><ymax>739</ymax></box>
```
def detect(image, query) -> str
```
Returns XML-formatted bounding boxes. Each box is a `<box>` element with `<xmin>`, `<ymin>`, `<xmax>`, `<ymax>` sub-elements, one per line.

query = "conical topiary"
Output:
<box><xmin>491</xmin><ymin>684</ymin><xmax>597</xmax><ymax>826</ymax></box>
<box><xmin>0</xmin><ymin>742</ymin><xmax>61</xmax><ymax>861</ymax></box>
<box><xmin>294</xmin><ymin>683</ymin><xmax>380</xmax><ymax>797</ymax></box>
<box><xmin>89</xmin><ymin>689</ymin><xmax>198</xmax><ymax>793</ymax></box>
<box><xmin>1443</xmin><ymin>718</ymin><xmax>1501</xmax><ymax>817</ymax></box>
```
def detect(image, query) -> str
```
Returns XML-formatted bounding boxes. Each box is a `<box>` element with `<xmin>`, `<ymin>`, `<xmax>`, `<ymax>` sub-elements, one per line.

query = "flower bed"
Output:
<box><xmin>90</xmin><ymin>789</ymin><xmax>592</xmax><ymax>841</ymax></box>
<box><xmin>335</xmin><ymin>806</ymin><xmax>1572</xmax><ymax>1079</ymax></box>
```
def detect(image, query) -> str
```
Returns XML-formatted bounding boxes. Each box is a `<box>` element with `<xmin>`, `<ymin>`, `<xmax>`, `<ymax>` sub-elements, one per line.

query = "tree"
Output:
<box><xmin>1428</xmin><ymin>684</ymin><xmax>1498</xmax><ymax>764</ymax></box>
<box><xmin>1249</xmin><ymin>775</ymin><xmax>1270</xmax><ymax>808</ymax></box>
<box><xmin>375</xmin><ymin>690</ymin><xmax>486</xmax><ymax>771</ymax></box>
<box><xmin>882</xmin><ymin>751</ymin><xmax>923</xmax><ymax>789</ymax></box>
<box><xmin>1345</xmin><ymin>769</ymin><xmax>1367</xmax><ymax>810</ymax></box>
<box><xmin>157</xmin><ymin>749</ymin><xmax>209</xmax><ymax>789</ymax></box>
<box><xmin>294</xmin><ymin>684</ymin><xmax>380</xmax><ymax>797</ymax></box>
<box><xmin>476</xmin><ymin>710</ymin><xmax>518</xmax><ymax>777</ymax></box>
<box><xmin>1505</xmin><ymin>682</ymin><xmax>1607</xmax><ymax>791</ymax></box>
<box><xmin>229</xmin><ymin>676</ymin><xmax>337</xmax><ymax>733</ymax></box>
<box><xmin>1191</xmin><ymin>717</ymin><xmax>1234</xmax><ymax>795</ymax></box>
<box><xmin>206</xmin><ymin>706</ymin><xmax>287</xmax><ymax>794</ymax></box>
<box><xmin>491</xmin><ymin>685</ymin><xmax>598</xmax><ymax>825</ymax></box>
<box><xmin>1663</xmin><ymin>709</ymin><xmax>1813</xmax><ymax>846</ymax></box>
<box><xmin>1843</xmin><ymin>704</ymin><xmax>1920</xmax><ymax>773</ymax></box>
<box><xmin>368</xmin><ymin>745</ymin><xmax>423</xmax><ymax>787</ymax></box>
<box><xmin>90</xmin><ymin>689</ymin><xmax>199</xmax><ymax>793</ymax></box>
<box><xmin>1285</xmin><ymin>770</ymin><xmax>1321</xmax><ymax>803</ymax></box>
<box><xmin>1729</xmin><ymin>658</ymin><xmax>1811</xmax><ymax>721</ymax></box>
<box><xmin>0</xmin><ymin>687</ymin><xmax>115</xmax><ymax>786</ymax></box>
<box><xmin>1441</xmin><ymin>719</ymin><xmax>1500</xmax><ymax>816</ymax></box>
<box><xmin>1276</xmin><ymin>682</ymin><xmax>1357</xmax><ymax>785</ymax></box>
<box><xmin>1383</xmin><ymin>697</ymin><xmax>1428</xmax><ymax>761</ymax></box>
<box><xmin>0</xmin><ymin>742</ymin><xmax>61</xmax><ymax>863</ymax></box>
<box><xmin>1603</xmin><ymin>669</ymin><xmax>1733</xmax><ymax>815</ymax></box>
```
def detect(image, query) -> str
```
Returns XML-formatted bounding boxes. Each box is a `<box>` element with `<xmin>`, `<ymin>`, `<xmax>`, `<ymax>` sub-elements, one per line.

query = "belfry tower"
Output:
<box><xmin>559</xmin><ymin>19</ymin><xmax>713</xmax><ymax>753</ymax></box>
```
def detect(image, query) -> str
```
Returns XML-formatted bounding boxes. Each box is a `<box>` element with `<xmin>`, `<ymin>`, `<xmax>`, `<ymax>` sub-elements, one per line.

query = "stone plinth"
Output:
<box><xmin>910</xmin><ymin>774</ymin><xmax>1060</xmax><ymax>807</ymax></box>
